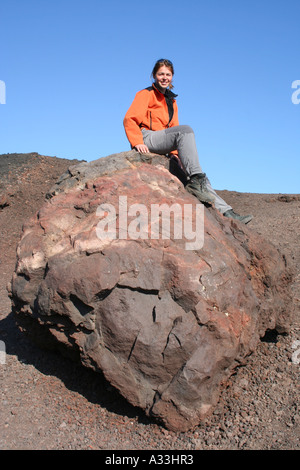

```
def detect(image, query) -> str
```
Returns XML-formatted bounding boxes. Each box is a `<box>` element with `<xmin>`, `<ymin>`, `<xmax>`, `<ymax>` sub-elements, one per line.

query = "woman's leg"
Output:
<box><xmin>142</xmin><ymin>126</ymin><xmax>202</xmax><ymax>177</ymax></box>
<box><xmin>205</xmin><ymin>180</ymin><xmax>232</xmax><ymax>214</ymax></box>
<box><xmin>142</xmin><ymin>127</ymin><xmax>232</xmax><ymax>212</ymax></box>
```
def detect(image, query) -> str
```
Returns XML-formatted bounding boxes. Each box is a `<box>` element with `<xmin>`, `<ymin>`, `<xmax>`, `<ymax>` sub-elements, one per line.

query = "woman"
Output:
<box><xmin>123</xmin><ymin>59</ymin><xmax>252</xmax><ymax>224</ymax></box>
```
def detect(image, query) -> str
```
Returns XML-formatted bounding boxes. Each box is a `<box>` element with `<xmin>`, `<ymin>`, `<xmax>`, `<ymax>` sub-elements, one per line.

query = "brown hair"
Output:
<box><xmin>151</xmin><ymin>59</ymin><xmax>174</xmax><ymax>89</ymax></box>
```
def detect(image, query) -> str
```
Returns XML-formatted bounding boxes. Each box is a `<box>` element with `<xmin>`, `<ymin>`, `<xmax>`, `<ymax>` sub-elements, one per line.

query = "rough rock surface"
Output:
<box><xmin>9</xmin><ymin>150</ymin><xmax>293</xmax><ymax>432</ymax></box>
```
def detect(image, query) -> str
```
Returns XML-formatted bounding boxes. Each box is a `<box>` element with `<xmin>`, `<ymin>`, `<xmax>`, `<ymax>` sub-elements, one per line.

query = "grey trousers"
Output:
<box><xmin>142</xmin><ymin>126</ymin><xmax>232</xmax><ymax>214</ymax></box>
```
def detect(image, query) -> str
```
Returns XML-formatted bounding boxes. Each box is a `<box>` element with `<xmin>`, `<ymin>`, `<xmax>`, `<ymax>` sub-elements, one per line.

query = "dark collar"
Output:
<box><xmin>152</xmin><ymin>83</ymin><xmax>178</xmax><ymax>99</ymax></box>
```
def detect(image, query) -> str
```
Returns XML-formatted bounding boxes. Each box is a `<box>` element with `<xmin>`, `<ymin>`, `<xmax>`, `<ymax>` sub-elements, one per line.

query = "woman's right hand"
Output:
<box><xmin>135</xmin><ymin>144</ymin><xmax>150</xmax><ymax>154</ymax></box>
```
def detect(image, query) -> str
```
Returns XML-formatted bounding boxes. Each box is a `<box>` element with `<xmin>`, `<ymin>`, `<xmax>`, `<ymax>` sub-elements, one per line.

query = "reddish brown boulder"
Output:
<box><xmin>9</xmin><ymin>150</ymin><xmax>293</xmax><ymax>431</ymax></box>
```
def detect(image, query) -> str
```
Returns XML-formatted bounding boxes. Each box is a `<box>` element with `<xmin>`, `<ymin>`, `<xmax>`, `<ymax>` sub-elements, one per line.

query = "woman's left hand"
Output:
<box><xmin>135</xmin><ymin>144</ymin><xmax>150</xmax><ymax>154</ymax></box>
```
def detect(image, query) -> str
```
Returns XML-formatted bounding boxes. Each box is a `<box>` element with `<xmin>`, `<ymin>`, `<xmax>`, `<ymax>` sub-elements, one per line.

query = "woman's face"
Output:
<box><xmin>154</xmin><ymin>65</ymin><xmax>173</xmax><ymax>90</ymax></box>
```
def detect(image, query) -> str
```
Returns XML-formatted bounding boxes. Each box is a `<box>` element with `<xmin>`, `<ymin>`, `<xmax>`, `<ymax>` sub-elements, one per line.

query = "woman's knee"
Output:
<box><xmin>165</xmin><ymin>124</ymin><xmax>194</xmax><ymax>138</ymax></box>
<box><xmin>166</xmin><ymin>125</ymin><xmax>194</xmax><ymax>136</ymax></box>
<box><xmin>179</xmin><ymin>125</ymin><xmax>194</xmax><ymax>135</ymax></box>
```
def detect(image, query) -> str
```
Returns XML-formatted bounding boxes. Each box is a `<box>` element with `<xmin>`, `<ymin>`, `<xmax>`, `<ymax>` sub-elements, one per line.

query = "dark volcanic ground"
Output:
<box><xmin>0</xmin><ymin>152</ymin><xmax>299</xmax><ymax>450</ymax></box>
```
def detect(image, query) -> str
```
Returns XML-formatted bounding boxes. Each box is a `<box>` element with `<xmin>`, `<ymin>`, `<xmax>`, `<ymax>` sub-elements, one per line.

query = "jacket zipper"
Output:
<box><xmin>150</xmin><ymin>111</ymin><xmax>152</xmax><ymax>130</ymax></box>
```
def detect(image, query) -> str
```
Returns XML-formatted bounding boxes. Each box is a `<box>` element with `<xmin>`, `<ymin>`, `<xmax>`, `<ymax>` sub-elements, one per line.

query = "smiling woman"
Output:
<box><xmin>123</xmin><ymin>58</ymin><xmax>253</xmax><ymax>224</ymax></box>
<box><xmin>151</xmin><ymin>58</ymin><xmax>175</xmax><ymax>90</ymax></box>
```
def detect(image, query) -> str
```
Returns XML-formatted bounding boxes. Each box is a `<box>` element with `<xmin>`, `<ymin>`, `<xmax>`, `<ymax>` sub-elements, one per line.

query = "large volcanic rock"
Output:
<box><xmin>9</xmin><ymin>150</ymin><xmax>293</xmax><ymax>431</ymax></box>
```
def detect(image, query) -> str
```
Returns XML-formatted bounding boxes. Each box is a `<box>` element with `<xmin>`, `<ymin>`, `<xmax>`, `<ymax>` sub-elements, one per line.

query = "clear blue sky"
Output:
<box><xmin>1</xmin><ymin>0</ymin><xmax>299</xmax><ymax>193</ymax></box>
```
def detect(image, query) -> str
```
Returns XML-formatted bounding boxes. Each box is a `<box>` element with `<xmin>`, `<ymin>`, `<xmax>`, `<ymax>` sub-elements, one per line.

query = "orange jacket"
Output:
<box><xmin>123</xmin><ymin>84</ymin><xmax>179</xmax><ymax>149</ymax></box>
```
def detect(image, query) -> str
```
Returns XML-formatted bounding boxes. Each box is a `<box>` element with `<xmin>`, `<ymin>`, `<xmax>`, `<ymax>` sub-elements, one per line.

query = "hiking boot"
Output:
<box><xmin>185</xmin><ymin>173</ymin><xmax>215</xmax><ymax>204</ymax></box>
<box><xmin>223</xmin><ymin>209</ymin><xmax>253</xmax><ymax>224</ymax></box>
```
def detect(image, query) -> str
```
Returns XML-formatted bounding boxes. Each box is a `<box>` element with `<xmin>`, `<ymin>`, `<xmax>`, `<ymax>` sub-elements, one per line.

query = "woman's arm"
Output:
<box><xmin>171</xmin><ymin>100</ymin><xmax>179</xmax><ymax>127</ymax></box>
<box><xmin>123</xmin><ymin>89</ymin><xmax>151</xmax><ymax>149</ymax></box>
<box><xmin>168</xmin><ymin>100</ymin><xmax>179</xmax><ymax>158</ymax></box>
